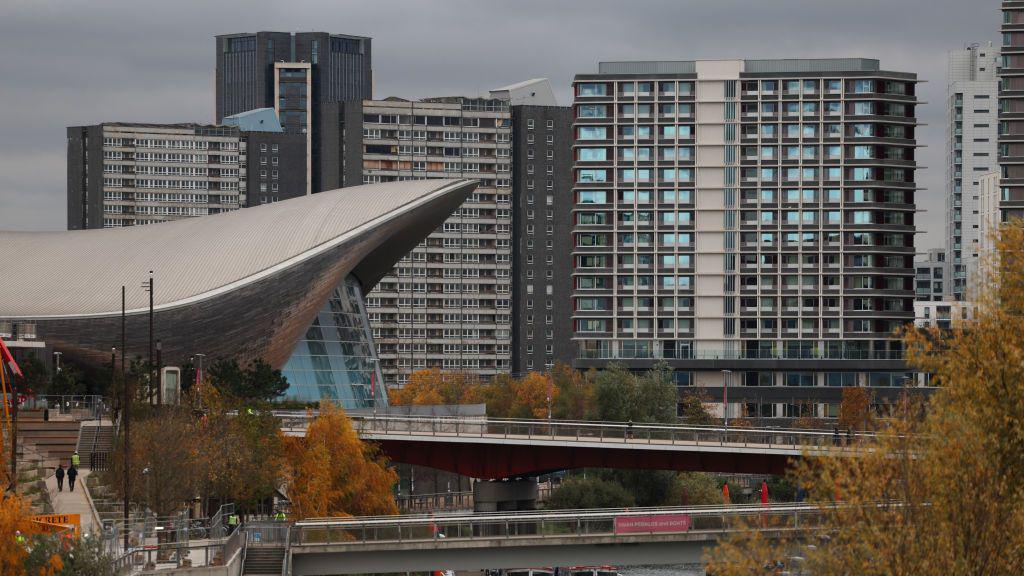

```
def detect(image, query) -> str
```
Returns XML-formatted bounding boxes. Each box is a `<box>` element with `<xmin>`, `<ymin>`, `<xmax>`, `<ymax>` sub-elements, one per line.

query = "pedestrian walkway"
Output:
<box><xmin>44</xmin><ymin>466</ymin><xmax>97</xmax><ymax>534</ymax></box>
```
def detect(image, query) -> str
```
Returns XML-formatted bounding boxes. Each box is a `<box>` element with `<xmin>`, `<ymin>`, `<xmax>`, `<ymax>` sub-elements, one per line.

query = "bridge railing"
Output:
<box><xmin>274</xmin><ymin>413</ymin><xmax>871</xmax><ymax>451</ymax></box>
<box><xmin>290</xmin><ymin>503</ymin><xmax>825</xmax><ymax>547</ymax></box>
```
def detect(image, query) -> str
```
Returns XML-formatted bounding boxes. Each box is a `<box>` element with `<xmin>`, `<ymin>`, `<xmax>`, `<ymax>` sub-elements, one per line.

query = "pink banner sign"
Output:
<box><xmin>614</xmin><ymin>513</ymin><xmax>692</xmax><ymax>533</ymax></box>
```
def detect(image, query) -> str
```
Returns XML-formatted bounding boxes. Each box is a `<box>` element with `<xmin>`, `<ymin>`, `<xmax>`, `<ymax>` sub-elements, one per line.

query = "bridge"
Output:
<box><xmin>278</xmin><ymin>413</ymin><xmax>865</xmax><ymax>477</ymax></box>
<box><xmin>279</xmin><ymin>503</ymin><xmax>821</xmax><ymax>574</ymax></box>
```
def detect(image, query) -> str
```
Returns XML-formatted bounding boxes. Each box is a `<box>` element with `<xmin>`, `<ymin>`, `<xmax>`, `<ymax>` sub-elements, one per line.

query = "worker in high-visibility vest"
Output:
<box><xmin>274</xmin><ymin>510</ymin><xmax>286</xmax><ymax>522</ymax></box>
<box><xmin>14</xmin><ymin>530</ymin><xmax>25</xmax><ymax>545</ymax></box>
<box><xmin>71</xmin><ymin>451</ymin><xmax>81</xmax><ymax>467</ymax></box>
<box><xmin>227</xmin><ymin>514</ymin><xmax>240</xmax><ymax>529</ymax></box>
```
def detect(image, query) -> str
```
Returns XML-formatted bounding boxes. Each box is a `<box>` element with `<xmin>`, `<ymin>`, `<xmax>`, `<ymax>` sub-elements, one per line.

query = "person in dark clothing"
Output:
<box><xmin>55</xmin><ymin>464</ymin><xmax>65</xmax><ymax>492</ymax></box>
<box><xmin>67</xmin><ymin>465</ymin><xmax>78</xmax><ymax>492</ymax></box>
<box><xmin>833</xmin><ymin>426</ymin><xmax>840</xmax><ymax>446</ymax></box>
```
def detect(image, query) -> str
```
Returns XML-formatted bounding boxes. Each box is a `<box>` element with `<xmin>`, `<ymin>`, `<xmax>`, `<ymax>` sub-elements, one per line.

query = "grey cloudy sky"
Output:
<box><xmin>0</xmin><ymin>0</ymin><xmax>1002</xmax><ymax>249</ymax></box>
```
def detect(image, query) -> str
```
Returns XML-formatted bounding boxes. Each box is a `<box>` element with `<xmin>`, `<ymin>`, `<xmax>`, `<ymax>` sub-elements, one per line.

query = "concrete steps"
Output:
<box><xmin>17</xmin><ymin>417</ymin><xmax>80</xmax><ymax>467</ymax></box>
<box><xmin>76</xmin><ymin>423</ymin><xmax>114</xmax><ymax>468</ymax></box>
<box><xmin>243</xmin><ymin>546</ymin><xmax>285</xmax><ymax>575</ymax></box>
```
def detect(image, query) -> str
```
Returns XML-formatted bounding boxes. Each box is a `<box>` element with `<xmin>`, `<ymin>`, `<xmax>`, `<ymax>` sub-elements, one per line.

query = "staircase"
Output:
<box><xmin>243</xmin><ymin>546</ymin><xmax>285</xmax><ymax>575</ymax></box>
<box><xmin>76</xmin><ymin>422</ymin><xmax>115</xmax><ymax>469</ymax></box>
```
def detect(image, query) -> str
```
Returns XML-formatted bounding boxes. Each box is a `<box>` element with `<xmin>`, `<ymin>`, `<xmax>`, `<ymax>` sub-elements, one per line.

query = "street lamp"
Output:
<box><xmin>52</xmin><ymin>351</ymin><xmax>62</xmax><ymax>375</ymax></box>
<box><xmin>721</xmin><ymin>369</ymin><xmax>732</xmax><ymax>429</ymax></box>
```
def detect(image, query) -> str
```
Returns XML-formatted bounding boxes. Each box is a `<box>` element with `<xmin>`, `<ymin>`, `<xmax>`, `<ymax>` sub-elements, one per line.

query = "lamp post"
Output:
<box><xmin>155</xmin><ymin>340</ymin><xmax>162</xmax><ymax>407</ymax></box>
<box><xmin>53</xmin><ymin>351</ymin><xmax>62</xmax><ymax>375</ymax></box>
<box><xmin>721</xmin><ymin>369</ymin><xmax>732</xmax><ymax>430</ymax></box>
<box><xmin>142</xmin><ymin>272</ymin><xmax>154</xmax><ymax>405</ymax></box>
<box><xmin>121</xmin><ymin>285</ymin><xmax>129</xmax><ymax>552</ymax></box>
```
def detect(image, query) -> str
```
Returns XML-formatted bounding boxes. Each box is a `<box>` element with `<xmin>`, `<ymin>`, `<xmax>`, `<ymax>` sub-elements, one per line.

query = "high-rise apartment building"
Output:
<box><xmin>67</xmin><ymin>115</ymin><xmax>305</xmax><ymax>229</ymax></box>
<box><xmin>215</xmin><ymin>32</ymin><xmax>372</xmax><ymax>194</ymax></box>
<box><xmin>946</xmin><ymin>44</ymin><xmax>999</xmax><ymax>300</ymax></box>
<box><xmin>571</xmin><ymin>59</ymin><xmax>919</xmax><ymax>417</ymax></box>
<box><xmin>978</xmin><ymin>170</ymin><xmax>1002</xmax><ymax>259</ymax></box>
<box><xmin>1000</xmin><ymin>2</ymin><xmax>1024</xmax><ymax>221</ymax></box>
<box><xmin>915</xmin><ymin>248</ymin><xmax>949</xmax><ymax>302</ymax></box>
<box><xmin>488</xmin><ymin>80</ymin><xmax>574</xmax><ymax>374</ymax></box>
<box><xmin>327</xmin><ymin>97</ymin><xmax>514</xmax><ymax>385</ymax></box>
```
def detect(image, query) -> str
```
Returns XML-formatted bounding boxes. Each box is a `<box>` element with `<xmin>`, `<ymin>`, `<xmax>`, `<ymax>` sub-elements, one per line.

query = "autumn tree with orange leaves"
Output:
<box><xmin>387</xmin><ymin>369</ymin><xmax>482</xmax><ymax>406</ymax></box>
<box><xmin>283</xmin><ymin>402</ymin><xmax>397</xmax><ymax>519</ymax></box>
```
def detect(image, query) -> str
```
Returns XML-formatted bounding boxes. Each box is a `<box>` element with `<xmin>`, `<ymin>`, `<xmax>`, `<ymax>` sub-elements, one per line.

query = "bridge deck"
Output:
<box><xmin>285</xmin><ymin>504</ymin><xmax>821</xmax><ymax>574</ymax></box>
<box><xmin>279</xmin><ymin>414</ymin><xmax>865</xmax><ymax>477</ymax></box>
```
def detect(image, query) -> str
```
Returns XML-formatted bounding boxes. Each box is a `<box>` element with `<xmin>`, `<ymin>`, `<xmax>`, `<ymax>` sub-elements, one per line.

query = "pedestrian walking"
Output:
<box><xmin>833</xmin><ymin>426</ymin><xmax>840</xmax><ymax>447</ymax></box>
<box><xmin>55</xmin><ymin>464</ymin><xmax>65</xmax><ymax>492</ymax></box>
<box><xmin>67</xmin><ymin>465</ymin><xmax>78</xmax><ymax>492</ymax></box>
<box><xmin>71</xmin><ymin>451</ymin><xmax>81</xmax><ymax>467</ymax></box>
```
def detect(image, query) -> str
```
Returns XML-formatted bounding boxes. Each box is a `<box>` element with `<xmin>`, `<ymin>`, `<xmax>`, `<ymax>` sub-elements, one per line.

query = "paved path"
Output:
<box><xmin>44</xmin><ymin>467</ymin><xmax>97</xmax><ymax>534</ymax></box>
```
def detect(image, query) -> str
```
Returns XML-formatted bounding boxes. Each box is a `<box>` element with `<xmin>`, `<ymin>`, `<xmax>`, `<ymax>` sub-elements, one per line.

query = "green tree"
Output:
<box><xmin>25</xmin><ymin>533</ymin><xmax>115</xmax><ymax>575</ymax></box>
<box><xmin>603</xmin><ymin>469</ymin><xmax>679</xmax><ymax>507</ymax></box>
<box><xmin>679</xmin><ymin>390</ymin><xmax>714</xmax><ymax>425</ymax></box>
<box><xmin>207</xmin><ymin>358</ymin><xmax>288</xmax><ymax>402</ymax></box>
<box><xmin>551</xmin><ymin>363</ymin><xmax>592</xmax><ymax>420</ymax></box>
<box><xmin>14</xmin><ymin>356</ymin><xmax>49</xmax><ymax>395</ymax></box>
<box><xmin>634</xmin><ymin>361</ymin><xmax>679</xmax><ymax>423</ymax></box>
<box><xmin>677</xmin><ymin>472</ymin><xmax>723</xmax><ymax>506</ymax></box>
<box><xmin>589</xmin><ymin>363</ymin><xmax>636</xmax><ymax>422</ymax></box>
<box><xmin>545</xmin><ymin>476</ymin><xmax>635</xmax><ymax>510</ymax></box>
<box><xmin>49</xmin><ymin>364</ymin><xmax>87</xmax><ymax>396</ymax></box>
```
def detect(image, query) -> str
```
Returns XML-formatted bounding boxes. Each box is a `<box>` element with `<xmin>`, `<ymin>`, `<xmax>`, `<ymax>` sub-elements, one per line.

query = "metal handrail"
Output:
<box><xmin>290</xmin><ymin>503</ymin><xmax>826</xmax><ymax>547</ymax></box>
<box><xmin>276</xmin><ymin>412</ymin><xmax>874</xmax><ymax>450</ymax></box>
<box><xmin>298</xmin><ymin>502</ymin><xmax>812</xmax><ymax>527</ymax></box>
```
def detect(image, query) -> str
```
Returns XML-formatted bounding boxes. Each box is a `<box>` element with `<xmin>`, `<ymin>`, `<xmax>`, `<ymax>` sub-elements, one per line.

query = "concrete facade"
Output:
<box><xmin>66</xmin><ymin>123</ymin><xmax>306</xmax><ymax>229</ymax></box>
<box><xmin>946</xmin><ymin>44</ymin><xmax>999</xmax><ymax>300</ymax></box>
<box><xmin>215</xmin><ymin>32</ymin><xmax>372</xmax><ymax>195</ymax></box>
<box><xmin>334</xmin><ymin>98</ymin><xmax>514</xmax><ymax>385</ymax></box>
<box><xmin>507</xmin><ymin>104</ymin><xmax>574</xmax><ymax>374</ymax></box>
<box><xmin>914</xmin><ymin>248</ymin><xmax>949</xmax><ymax>302</ymax></box>
<box><xmin>571</xmin><ymin>58</ymin><xmax>920</xmax><ymax>418</ymax></box>
<box><xmin>1000</xmin><ymin>2</ymin><xmax>1024</xmax><ymax>220</ymax></box>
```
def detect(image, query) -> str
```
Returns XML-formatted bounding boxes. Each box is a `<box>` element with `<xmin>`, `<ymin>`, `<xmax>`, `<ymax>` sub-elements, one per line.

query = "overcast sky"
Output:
<box><xmin>0</xmin><ymin>0</ymin><xmax>1002</xmax><ymax>249</ymax></box>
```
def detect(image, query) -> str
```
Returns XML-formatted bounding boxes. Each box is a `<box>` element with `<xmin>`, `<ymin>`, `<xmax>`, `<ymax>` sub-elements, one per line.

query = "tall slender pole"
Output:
<box><xmin>148</xmin><ymin>272</ymin><xmax>153</xmax><ymax>406</ymax></box>
<box><xmin>156</xmin><ymin>340</ymin><xmax>162</xmax><ymax>407</ymax></box>
<box><xmin>122</xmin><ymin>285</ymin><xmax>129</xmax><ymax>552</ymax></box>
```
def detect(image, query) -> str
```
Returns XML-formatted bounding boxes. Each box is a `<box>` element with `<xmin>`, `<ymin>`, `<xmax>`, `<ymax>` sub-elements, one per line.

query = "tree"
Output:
<box><xmin>837</xmin><ymin>386</ymin><xmax>872</xmax><ymax>431</ymax></box>
<box><xmin>106</xmin><ymin>406</ymin><xmax>201</xmax><ymax>516</ymax></box>
<box><xmin>207</xmin><ymin>358</ymin><xmax>288</xmax><ymax>402</ymax></box>
<box><xmin>602</xmin><ymin>469</ymin><xmax>680</xmax><ymax>507</ymax></box>
<box><xmin>49</xmin><ymin>364</ymin><xmax>87</xmax><ymax>397</ymax></box>
<box><xmin>509</xmin><ymin>372</ymin><xmax>555</xmax><ymax>419</ymax></box>
<box><xmin>679</xmin><ymin>390</ymin><xmax>714</xmax><ymax>426</ymax></box>
<box><xmin>14</xmin><ymin>356</ymin><xmax>48</xmax><ymax>396</ymax></box>
<box><xmin>634</xmin><ymin>362</ymin><xmax>678</xmax><ymax>423</ymax></box>
<box><xmin>0</xmin><ymin>494</ymin><xmax>47</xmax><ymax>575</ymax></box>
<box><xmin>708</xmin><ymin>222</ymin><xmax>1024</xmax><ymax>576</ymax></box>
<box><xmin>25</xmin><ymin>533</ymin><xmax>114</xmax><ymax>575</ymax></box>
<box><xmin>545</xmin><ymin>476</ymin><xmax>635</xmax><ymax>510</ymax></box>
<box><xmin>195</xmin><ymin>406</ymin><xmax>284</xmax><ymax>512</ymax></box>
<box><xmin>589</xmin><ymin>363</ymin><xmax>637</xmax><ymax>422</ymax></box>
<box><xmin>677</xmin><ymin>472</ymin><xmax>724</xmax><ymax>506</ymax></box>
<box><xmin>551</xmin><ymin>364</ymin><xmax>592</xmax><ymax>420</ymax></box>
<box><xmin>283</xmin><ymin>403</ymin><xmax>397</xmax><ymax>519</ymax></box>
<box><xmin>388</xmin><ymin>369</ymin><xmax>481</xmax><ymax>406</ymax></box>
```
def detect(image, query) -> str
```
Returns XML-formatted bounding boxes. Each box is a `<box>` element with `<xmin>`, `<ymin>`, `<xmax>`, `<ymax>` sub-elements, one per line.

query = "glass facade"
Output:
<box><xmin>280</xmin><ymin>275</ymin><xmax>387</xmax><ymax>408</ymax></box>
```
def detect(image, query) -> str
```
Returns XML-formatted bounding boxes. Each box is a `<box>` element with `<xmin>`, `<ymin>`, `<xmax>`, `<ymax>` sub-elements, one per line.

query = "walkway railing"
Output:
<box><xmin>276</xmin><ymin>412</ymin><xmax>871</xmax><ymax>452</ymax></box>
<box><xmin>291</xmin><ymin>503</ymin><xmax>824</xmax><ymax>547</ymax></box>
<box><xmin>21</xmin><ymin>394</ymin><xmax>108</xmax><ymax>420</ymax></box>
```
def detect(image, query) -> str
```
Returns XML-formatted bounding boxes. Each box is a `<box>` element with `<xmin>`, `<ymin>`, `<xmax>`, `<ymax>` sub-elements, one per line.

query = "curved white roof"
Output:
<box><xmin>1</xmin><ymin>179</ymin><xmax>473</xmax><ymax>319</ymax></box>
